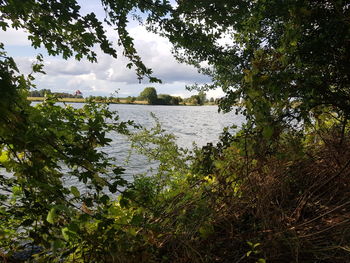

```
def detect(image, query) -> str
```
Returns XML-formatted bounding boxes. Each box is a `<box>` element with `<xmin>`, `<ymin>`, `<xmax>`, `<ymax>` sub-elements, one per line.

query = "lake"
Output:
<box><xmin>4</xmin><ymin>103</ymin><xmax>245</xmax><ymax>189</ymax></box>
<box><xmin>99</xmin><ymin>104</ymin><xmax>244</xmax><ymax>178</ymax></box>
<box><xmin>110</xmin><ymin>104</ymin><xmax>243</xmax><ymax>147</ymax></box>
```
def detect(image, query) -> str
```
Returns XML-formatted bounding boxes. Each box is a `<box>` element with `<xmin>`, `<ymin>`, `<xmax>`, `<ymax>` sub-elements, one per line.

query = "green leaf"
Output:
<box><xmin>52</xmin><ymin>239</ymin><xmax>65</xmax><ymax>253</ymax></box>
<box><xmin>262</xmin><ymin>126</ymin><xmax>274</xmax><ymax>139</ymax></box>
<box><xmin>70</xmin><ymin>186</ymin><xmax>80</xmax><ymax>198</ymax></box>
<box><xmin>128</xmin><ymin>227</ymin><xmax>137</xmax><ymax>236</ymax></box>
<box><xmin>113</xmin><ymin>167</ymin><xmax>125</xmax><ymax>175</ymax></box>
<box><xmin>119</xmin><ymin>196</ymin><xmax>130</xmax><ymax>208</ymax></box>
<box><xmin>47</xmin><ymin>207</ymin><xmax>57</xmax><ymax>224</ymax></box>
<box><xmin>61</xmin><ymin>226</ymin><xmax>78</xmax><ymax>241</ymax></box>
<box><xmin>100</xmin><ymin>194</ymin><xmax>109</xmax><ymax>204</ymax></box>
<box><xmin>61</xmin><ymin>227</ymin><xmax>70</xmax><ymax>241</ymax></box>
<box><xmin>253</xmin><ymin>243</ymin><xmax>261</xmax><ymax>248</ymax></box>
<box><xmin>0</xmin><ymin>150</ymin><xmax>9</xmax><ymax>164</ymax></box>
<box><xmin>108</xmin><ymin>206</ymin><xmax>121</xmax><ymax>217</ymax></box>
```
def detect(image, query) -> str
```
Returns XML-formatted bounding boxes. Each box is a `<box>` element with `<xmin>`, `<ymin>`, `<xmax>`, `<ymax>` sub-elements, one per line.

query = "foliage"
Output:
<box><xmin>128</xmin><ymin>113</ymin><xmax>191</xmax><ymax>178</ymax></box>
<box><xmin>181</xmin><ymin>90</ymin><xmax>207</xmax><ymax>105</ymax></box>
<box><xmin>139</xmin><ymin>87</ymin><xmax>158</xmax><ymax>104</ymax></box>
<box><xmin>151</xmin><ymin>0</ymin><xmax>349</xmax><ymax>129</ymax></box>
<box><xmin>0</xmin><ymin>52</ymin><xmax>137</xmax><ymax>261</ymax></box>
<box><xmin>156</xmin><ymin>94</ymin><xmax>182</xmax><ymax>105</ymax></box>
<box><xmin>1</xmin><ymin>0</ymin><xmax>350</xmax><ymax>262</ymax></box>
<box><xmin>157</xmin><ymin>94</ymin><xmax>172</xmax><ymax>105</ymax></box>
<box><xmin>29</xmin><ymin>89</ymin><xmax>83</xmax><ymax>98</ymax></box>
<box><xmin>197</xmin><ymin>91</ymin><xmax>207</xmax><ymax>105</ymax></box>
<box><xmin>139</xmin><ymin>88</ymin><xmax>182</xmax><ymax>105</ymax></box>
<box><xmin>28</xmin><ymin>88</ymin><xmax>52</xmax><ymax>97</ymax></box>
<box><xmin>124</xmin><ymin>118</ymin><xmax>350</xmax><ymax>262</ymax></box>
<box><xmin>125</xmin><ymin>96</ymin><xmax>136</xmax><ymax>103</ymax></box>
<box><xmin>0</xmin><ymin>0</ymin><xmax>168</xmax><ymax>82</ymax></box>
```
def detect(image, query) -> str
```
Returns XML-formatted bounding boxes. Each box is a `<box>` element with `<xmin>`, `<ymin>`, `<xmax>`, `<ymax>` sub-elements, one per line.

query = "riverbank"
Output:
<box><xmin>27</xmin><ymin>97</ymin><xmax>217</xmax><ymax>106</ymax></box>
<box><xmin>27</xmin><ymin>97</ymin><xmax>148</xmax><ymax>104</ymax></box>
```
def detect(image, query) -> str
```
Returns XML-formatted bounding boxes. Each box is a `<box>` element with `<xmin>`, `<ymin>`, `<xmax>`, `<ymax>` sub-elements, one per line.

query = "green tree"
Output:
<box><xmin>0</xmin><ymin>0</ymin><xmax>167</xmax><ymax>82</ymax></box>
<box><xmin>190</xmin><ymin>95</ymin><xmax>201</xmax><ymax>105</ymax></box>
<box><xmin>154</xmin><ymin>0</ymin><xmax>349</xmax><ymax>128</ymax></box>
<box><xmin>198</xmin><ymin>91</ymin><xmax>207</xmax><ymax>105</ymax></box>
<box><xmin>125</xmin><ymin>96</ymin><xmax>136</xmax><ymax>103</ymax></box>
<box><xmin>185</xmin><ymin>92</ymin><xmax>206</xmax><ymax>105</ymax></box>
<box><xmin>95</xmin><ymin>95</ymin><xmax>103</xmax><ymax>101</ymax></box>
<box><xmin>139</xmin><ymin>87</ymin><xmax>158</xmax><ymax>104</ymax></box>
<box><xmin>0</xmin><ymin>0</ymin><xmax>170</xmax><ymax>259</ymax></box>
<box><xmin>0</xmin><ymin>52</ymin><xmax>132</xmax><ymax>260</ymax></box>
<box><xmin>170</xmin><ymin>96</ymin><xmax>182</xmax><ymax>105</ymax></box>
<box><xmin>29</xmin><ymin>89</ymin><xmax>52</xmax><ymax>97</ymax></box>
<box><xmin>157</xmin><ymin>94</ymin><xmax>172</xmax><ymax>105</ymax></box>
<box><xmin>1</xmin><ymin>0</ymin><xmax>349</xmax><ymax>262</ymax></box>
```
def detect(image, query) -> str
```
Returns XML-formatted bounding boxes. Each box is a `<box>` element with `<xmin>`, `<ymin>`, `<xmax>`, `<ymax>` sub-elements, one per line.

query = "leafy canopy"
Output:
<box><xmin>0</xmin><ymin>0</ymin><xmax>172</xmax><ymax>82</ymax></box>
<box><xmin>155</xmin><ymin>0</ymin><xmax>349</xmax><ymax>126</ymax></box>
<box><xmin>139</xmin><ymin>87</ymin><xmax>158</xmax><ymax>104</ymax></box>
<box><xmin>0</xmin><ymin>0</ymin><xmax>349</xmax><ymax>261</ymax></box>
<box><xmin>1</xmin><ymin>0</ymin><xmax>348</xmax><ymax>122</ymax></box>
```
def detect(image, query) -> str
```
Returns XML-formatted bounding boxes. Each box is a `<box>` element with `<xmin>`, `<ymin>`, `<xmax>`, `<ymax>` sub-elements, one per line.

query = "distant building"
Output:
<box><xmin>74</xmin><ymin>90</ymin><xmax>83</xmax><ymax>97</ymax></box>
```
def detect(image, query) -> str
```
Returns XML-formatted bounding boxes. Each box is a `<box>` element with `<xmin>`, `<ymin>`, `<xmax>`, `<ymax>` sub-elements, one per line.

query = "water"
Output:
<box><xmin>3</xmin><ymin>104</ymin><xmax>243</xmax><ymax>258</ymax></box>
<box><xmin>2</xmin><ymin>103</ymin><xmax>245</xmax><ymax>189</ymax></box>
<box><xmin>111</xmin><ymin>104</ymin><xmax>243</xmax><ymax>147</ymax></box>
<box><xmin>100</xmin><ymin>104</ymin><xmax>244</xmax><ymax>179</ymax></box>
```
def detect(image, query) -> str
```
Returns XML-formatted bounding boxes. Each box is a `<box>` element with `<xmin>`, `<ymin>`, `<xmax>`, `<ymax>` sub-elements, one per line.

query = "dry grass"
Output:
<box><xmin>210</xmin><ymin>130</ymin><xmax>350</xmax><ymax>262</ymax></box>
<box><xmin>119</xmin><ymin>99</ymin><xmax>147</xmax><ymax>104</ymax></box>
<box><xmin>27</xmin><ymin>97</ymin><xmax>86</xmax><ymax>103</ymax></box>
<box><xmin>152</xmin><ymin>128</ymin><xmax>350</xmax><ymax>262</ymax></box>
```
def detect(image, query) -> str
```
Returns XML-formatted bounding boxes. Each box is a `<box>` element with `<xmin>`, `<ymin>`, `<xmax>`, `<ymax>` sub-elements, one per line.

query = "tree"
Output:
<box><xmin>139</xmin><ymin>87</ymin><xmax>158</xmax><ymax>104</ymax></box>
<box><xmin>157</xmin><ymin>94</ymin><xmax>172</xmax><ymax>105</ymax></box>
<box><xmin>170</xmin><ymin>96</ymin><xmax>182</xmax><ymax>105</ymax></box>
<box><xmin>184</xmin><ymin>91</ymin><xmax>206</xmax><ymax>105</ymax></box>
<box><xmin>28</xmin><ymin>89</ymin><xmax>52</xmax><ymax>97</ymax></box>
<box><xmin>0</xmin><ymin>0</ymin><xmax>168</xmax><ymax>259</ymax></box>
<box><xmin>2</xmin><ymin>0</ymin><xmax>348</xmax><ymax>123</ymax></box>
<box><xmin>197</xmin><ymin>91</ymin><xmax>207</xmax><ymax>105</ymax></box>
<box><xmin>125</xmin><ymin>96</ymin><xmax>136</xmax><ymax>103</ymax></box>
<box><xmin>1</xmin><ymin>0</ymin><xmax>349</xmax><ymax>261</ymax></box>
<box><xmin>0</xmin><ymin>0</ymin><xmax>168</xmax><ymax>82</ymax></box>
<box><xmin>0</xmin><ymin>52</ymin><xmax>132</xmax><ymax>260</ymax></box>
<box><xmin>153</xmin><ymin>1</ymin><xmax>349</xmax><ymax>128</ymax></box>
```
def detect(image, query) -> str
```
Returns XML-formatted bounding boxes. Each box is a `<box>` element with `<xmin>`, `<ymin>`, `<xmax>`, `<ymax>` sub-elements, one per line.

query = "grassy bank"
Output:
<box><xmin>5</xmin><ymin>98</ymin><xmax>349</xmax><ymax>263</ymax></box>
<box><xmin>107</xmin><ymin>121</ymin><xmax>350</xmax><ymax>263</ymax></box>
<box><xmin>27</xmin><ymin>97</ymin><xmax>148</xmax><ymax>104</ymax></box>
<box><xmin>27</xmin><ymin>97</ymin><xmax>216</xmax><ymax>106</ymax></box>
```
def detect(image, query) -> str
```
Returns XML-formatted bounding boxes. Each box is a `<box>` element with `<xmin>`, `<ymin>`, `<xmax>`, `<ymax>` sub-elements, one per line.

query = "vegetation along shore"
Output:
<box><xmin>1</xmin><ymin>0</ymin><xmax>349</xmax><ymax>262</ymax></box>
<box><xmin>27</xmin><ymin>87</ymin><xmax>218</xmax><ymax>106</ymax></box>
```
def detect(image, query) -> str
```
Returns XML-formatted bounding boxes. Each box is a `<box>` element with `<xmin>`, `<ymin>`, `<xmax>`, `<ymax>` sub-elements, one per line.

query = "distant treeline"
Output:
<box><xmin>139</xmin><ymin>87</ymin><xmax>218</xmax><ymax>105</ymax></box>
<box><xmin>28</xmin><ymin>89</ymin><xmax>83</xmax><ymax>98</ymax></box>
<box><xmin>28</xmin><ymin>88</ymin><xmax>219</xmax><ymax>105</ymax></box>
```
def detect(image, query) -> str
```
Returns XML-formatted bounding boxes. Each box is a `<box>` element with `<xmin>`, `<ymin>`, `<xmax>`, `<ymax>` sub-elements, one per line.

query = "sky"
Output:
<box><xmin>0</xmin><ymin>0</ymin><xmax>224</xmax><ymax>99</ymax></box>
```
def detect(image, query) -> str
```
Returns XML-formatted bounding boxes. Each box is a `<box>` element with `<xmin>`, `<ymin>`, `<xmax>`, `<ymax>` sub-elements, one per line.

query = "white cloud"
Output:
<box><xmin>1</xmin><ymin>11</ymin><xmax>223</xmax><ymax>98</ymax></box>
<box><xmin>0</xmin><ymin>27</ymin><xmax>31</xmax><ymax>46</ymax></box>
<box><xmin>44</xmin><ymin>58</ymin><xmax>92</xmax><ymax>76</ymax></box>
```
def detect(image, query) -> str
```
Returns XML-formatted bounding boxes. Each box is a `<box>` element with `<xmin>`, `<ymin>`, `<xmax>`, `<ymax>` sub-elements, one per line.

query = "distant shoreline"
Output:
<box><xmin>27</xmin><ymin>97</ymin><xmax>217</xmax><ymax>106</ymax></box>
<box><xmin>27</xmin><ymin>97</ymin><xmax>148</xmax><ymax>104</ymax></box>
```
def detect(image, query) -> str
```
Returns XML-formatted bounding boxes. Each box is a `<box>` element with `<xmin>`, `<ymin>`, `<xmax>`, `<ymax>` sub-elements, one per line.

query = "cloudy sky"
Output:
<box><xmin>0</xmin><ymin>1</ymin><xmax>224</xmax><ymax>99</ymax></box>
